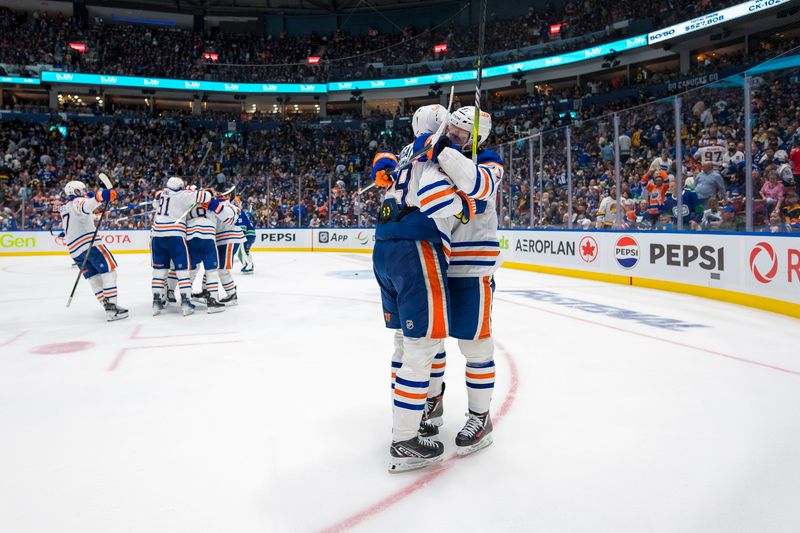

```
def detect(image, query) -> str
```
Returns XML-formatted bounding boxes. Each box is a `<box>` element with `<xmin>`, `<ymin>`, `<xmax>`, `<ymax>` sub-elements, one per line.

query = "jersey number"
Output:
<box><xmin>157</xmin><ymin>196</ymin><xmax>171</xmax><ymax>216</ymax></box>
<box><xmin>62</xmin><ymin>213</ymin><xmax>70</xmax><ymax>233</ymax></box>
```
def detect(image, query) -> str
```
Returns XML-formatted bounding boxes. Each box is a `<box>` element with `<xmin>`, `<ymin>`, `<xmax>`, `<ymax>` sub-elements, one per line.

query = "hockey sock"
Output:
<box><xmin>167</xmin><ymin>269</ymin><xmax>178</xmax><ymax>294</ymax></box>
<box><xmin>151</xmin><ymin>269</ymin><xmax>167</xmax><ymax>297</ymax></box>
<box><xmin>206</xmin><ymin>269</ymin><xmax>221</xmax><ymax>301</ymax></box>
<box><xmin>101</xmin><ymin>270</ymin><xmax>118</xmax><ymax>304</ymax></box>
<box><xmin>176</xmin><ymin>270</ymin><xmax>192</xmax><ymax>301</ymax></box>
<box><xmin>429</xmin><ymin>350</ymin><xmax>446</xmax><ymax>397</ymax></box>
<box><xmin>459</xmin><ymin>338</ymin><xmax>495</xmax><ymax>414</ymax></box>
<box><xmin>88</xmin><ymin>275</ymin><xmax>105</xmax><ymax>305</ymax></box>
<box><xmin>390</xmin><ymin>329</ymin><xmax>403</xmax><ymax>392</ymax></box>
<box><xmin>219</xmin><ymin>270</ymin><xmax>236</xmax><ymax>297</ymax></box>
<box><xmin>392</xmin><ymin>336</ymin><xmax>437</xmax><ymax>442</ymax></box>
<box><xmin>189</xmin><ymin>268</ymin><xmax>199</xmax><ymax>285</ymax></box>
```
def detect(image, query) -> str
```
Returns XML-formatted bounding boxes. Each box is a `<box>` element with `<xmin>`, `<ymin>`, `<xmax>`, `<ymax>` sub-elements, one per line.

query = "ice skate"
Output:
<box><xmin>206</xmin><ymin>297</ymin><xmax>226</xmax><ymax>314</ymax></box>
<box><xmin>192</xmin><ymin>289</ymin><xmax>209</xmax><ymax>304</ymax></box>
<box><xmin>166</xmin><ymin>289</ymin><xmax>177</xmax><ymax>304</ymax></box>
<box><xmin>220</xmin><ymin>291</ymin><xmax>238</xmax><ymax>306</ymax></box>
<box><xmin>181</xmin><ymin>298</ymin><xmax>196</xmax><ymax>317</ymax></box>
<box><xmin>103</xmin><ymin>299</ymin><xmax>129</xmax><ymax>322</ymax></box>
<box><xmin>423</xmin><ymin>382</ymin><xmax>445</xmax><ymax>427</ymax></box>
<box><xmin>152</xmin><ymin>294</ymin><xmax>165</xmax><ymax>316</ymax></box>
<box><xmin>388</xmin><ymin>435</ymin><xmax>444</xmax><ymax>473</ymax></box>
<box><xmin>455</xmin><ymin>410</ymin><xmax>493</xmax><ymax>456</ymax></box>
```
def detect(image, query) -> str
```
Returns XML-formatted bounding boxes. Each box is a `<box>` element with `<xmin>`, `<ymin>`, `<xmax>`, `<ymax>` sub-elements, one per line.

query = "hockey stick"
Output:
<box><xmin>109</xmin><ymin>200</ymin><xmax>155</xmax><ymax>213</ymax></box>
<box><xmin>113</xmin><ymin>210</ymin><xmax>154</xmax><ymax>223</ymax></box>
<box><xmin>358</xmin><ymin>86</ymin><xmax>455</xmax><ymax>196</ymax></box>
<box><xmin>66</xmin><ymin>172</ymin><xmax>114</xmax><ymax>308</ymax></box>
<box><xmin>176</xmin><ymin>183</ymin><xmax>237</xmax><ymax>223</ymax></box>
<box><xmin>470</xmin><ymin>0</ymin><xmax>488</xmax><ymax>164</ymax></box>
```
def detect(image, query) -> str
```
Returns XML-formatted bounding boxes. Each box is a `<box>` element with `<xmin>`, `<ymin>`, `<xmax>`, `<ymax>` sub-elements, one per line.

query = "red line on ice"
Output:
<box><xmin>129</xmin><ymin>324</ymin><xmax>237</xmax><ymax>340</ymax></box>
<box><xmin>108</xmin><ymin>340</ymin><xmax>242</xmax><ymax>371</ymax></box>
<box><xmin>319</xmin><ymin>340</ymin><xmax>519</xmax><ymax>533</ymax></box>
<box><xmin>1</xmin><ymin>330</ymin><xmax>27</xmax><ymax>347</ymax></box>
<box><xmin>498</xmin><ymin>296</ymin><xmax>800</xmax><ymax>378</ymax></box>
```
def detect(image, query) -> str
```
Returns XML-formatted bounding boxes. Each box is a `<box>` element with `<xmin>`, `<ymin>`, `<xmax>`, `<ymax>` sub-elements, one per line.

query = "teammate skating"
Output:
<box><xmin>213</xmin><ymin>181</ymin><xmax>244</xmax><ymax>305</ymax></box>
<box><xmin>60</xmin><ymin>180</ymin><xmax>128</xmax><ymax>321</ymax></box>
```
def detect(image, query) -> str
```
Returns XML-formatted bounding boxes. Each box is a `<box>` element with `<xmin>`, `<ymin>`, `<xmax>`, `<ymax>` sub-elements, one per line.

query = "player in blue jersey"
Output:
<box><xmin>234</xmin><ymin>197</ymin><xmax>256</xmax><ymax>274</ymax></box>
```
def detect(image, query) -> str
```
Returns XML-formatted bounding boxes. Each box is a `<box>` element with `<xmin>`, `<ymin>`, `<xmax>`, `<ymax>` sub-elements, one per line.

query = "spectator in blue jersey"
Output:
<box><xmin>663</xmin><ymin>178</ymin><xmax>703</xmax><ymax>230</ymax></box>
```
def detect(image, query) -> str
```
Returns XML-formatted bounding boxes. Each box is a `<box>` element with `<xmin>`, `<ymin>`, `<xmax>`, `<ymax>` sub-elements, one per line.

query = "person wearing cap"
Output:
<box><xmin>717</xmin><ymin>205</ymin><xmax>743</xmax><ymax>231</ymax></box>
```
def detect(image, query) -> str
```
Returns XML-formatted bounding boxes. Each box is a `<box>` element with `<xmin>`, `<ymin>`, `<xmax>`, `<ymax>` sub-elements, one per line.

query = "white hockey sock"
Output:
<box><xmin>219</xmin><ymin>270</ymin><xmax>236</xmax><ymax>296</ymax></box>
<box><xmin>151</xmin><ymin>269</ymin><xmax>167</xmax><ymax>297</ymax></box>
<box><xmin>101</xmin><ymin>270</ymin><xmax>118</xmax><ymax>304</ymax></box>
<box><xmin>429</xmin><ymin>349</ymin><xmax>446</xmax><ymax>397</ymax></box>
<box><xmin>459</xmin><ymin>338</ymin><xmax>495</xmax><ymax>414</ymax></box>
<box><xmin>167</xmin><ymin>269</ymin><xmax>178</xmax><ymax>294</ymax></box>
<box><xmin>390</xmin><ymin>329</ymin><xmax>403</xmax><ymax>398</ymax></box>
<box><xmin>88</xmin><ymin>275</ymin><xmax>105</xmax><ymax>305</ymax></box>
<box><xmin>392</xmin><ymin>336</ymin><xmax>438</xmax><ymax>442</ymax></box>
<box><xmin>206</xmin><ymin>269</ymin><xmax>220</xmax><ymax>301</ymax></box>
<box><xmin>176</xmin><ymin>270</ymin><xmax>192</xmax><ymax>301</ymax></box>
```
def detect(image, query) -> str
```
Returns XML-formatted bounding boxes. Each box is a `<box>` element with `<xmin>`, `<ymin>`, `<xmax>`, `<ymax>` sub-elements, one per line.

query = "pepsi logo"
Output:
<box><xmin>579</xmin><ymin>236</ymin><xmax>598</xmax><ymax>263</ymax></box>
<box><xmin>614</xmin><ymin>236</ymin><xmax>639</xmax><ymax>269</ymax></box>
<box><xmin>749</xmin><ymin>242</ymin><xmax>778</xmax><ymax>284</ymax></box>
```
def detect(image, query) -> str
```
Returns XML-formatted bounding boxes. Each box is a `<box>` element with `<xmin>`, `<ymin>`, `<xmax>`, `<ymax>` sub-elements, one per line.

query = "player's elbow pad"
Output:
<box><xmin>436</xmin><ymin>147</ymin><xmax>499</xmax><ymax>200</ymax></box>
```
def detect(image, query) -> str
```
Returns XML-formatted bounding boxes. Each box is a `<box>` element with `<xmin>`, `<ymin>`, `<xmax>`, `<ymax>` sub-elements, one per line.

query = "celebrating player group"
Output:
<box><xmin>59</xmin><ymin>174</ymin><xmax>255</xmax><ymax>320</ymax></box>
<box><xmin>371</xmin><ymin>103</ymin><xmax>504</xmax><ymax>472</ymax></box>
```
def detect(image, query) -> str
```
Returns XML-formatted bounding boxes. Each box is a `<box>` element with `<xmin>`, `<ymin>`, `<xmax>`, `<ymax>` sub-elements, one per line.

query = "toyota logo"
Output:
<box><xmin>749</xmin><ymin>242</ymin><xmax>778</xmax><ymax>284</ymax></box>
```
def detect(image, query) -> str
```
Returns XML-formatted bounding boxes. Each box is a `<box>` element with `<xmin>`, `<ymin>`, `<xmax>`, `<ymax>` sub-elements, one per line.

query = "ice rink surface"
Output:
<box><xmin>1</xmin><ymin>252</ymin><xmax>799</xmax><ymax>533</ymax></box>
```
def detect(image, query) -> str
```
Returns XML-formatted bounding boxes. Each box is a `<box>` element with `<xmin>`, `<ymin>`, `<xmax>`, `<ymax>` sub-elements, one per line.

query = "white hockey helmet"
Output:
<box><xmin>64</xmin><ymin>180</ymin><xmax>87</xmax><ymax>196</ymax></box>
<box><xmin>166</xmin><ymin>176</ymin><xmax>185</xmax><ymax>191</ymax></box>
<box><xmin>412</xmin><ymin>104</ymin><xmax>449</xmax><ymax>137</ymax></box>
<box><xmin>447</xmin><ymin>106</ymin><xmax>492</xmax><ymax>150</ymax></box>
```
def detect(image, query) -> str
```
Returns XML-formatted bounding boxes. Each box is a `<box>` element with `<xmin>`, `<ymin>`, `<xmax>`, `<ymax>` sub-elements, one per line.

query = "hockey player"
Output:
<box><xmin>184</xmin><ymin>193</ymin><xmax>230</xmax><ymax>313</ymax></box>
<box><xmin>60</xmin><ymin>180</ymin><xmax>128</xmax><ymax>321</ymax></box>
<box><xmin>151</xmin><ymin>177</ymin><xmax>211</xmax><ymax>316</ymax></box>
<box><xmin>235</xmin><ymin>197</ymin><xmax>256</xmax><ymax>274</ymax></box>
<box><xmin>415</xmin><ymin>106</ymin><xmax>503</xmax><ymax>455</ymax></box>
<box><xmin>213</xmin><ymin>183</ymin><xmax>244</xmax><ymax>305</ymax></box>
<box><xmin>371</xmin><ymin>103</ymin><xmax>455</xmax><ymax>472</ymax></box>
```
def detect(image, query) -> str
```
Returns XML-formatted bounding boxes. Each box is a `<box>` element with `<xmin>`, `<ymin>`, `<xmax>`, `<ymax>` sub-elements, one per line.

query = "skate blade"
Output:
<box><xmin>207</xmin><ymin>307</ymin><xmax>226</xmax><ymax>314</ymax></box>
<box><xmin>456</xmin><ymin>434</ymin><xmax>493</xmax><ymax>457</ymax></box>
<box><xmin>241</xmin><ymin>270</ymin><xmax>254</xmax><ymax>275</ymax></box>
<box><xmin>107</xmin><ymin>313</ymin><xmax>129</xmax><ymax>322</ymax></box>
<box><xmin>388</xmin><ymin>454</ymin><xmax>443</xmax><ymax>473</ymax></box>
<box><xmin>152</xmin><ymin>307</ymin><xmax>163</xmax><ymax>316</ymax></box>
<box><xmin>223</xmin><ymin>300</ymin><xmax>238</xmax><ymax>306</ymax></box>
<box><xmin>182</xmin><ymin>308</ymin><xmax>195</xmax><ymax>317</ymax></box>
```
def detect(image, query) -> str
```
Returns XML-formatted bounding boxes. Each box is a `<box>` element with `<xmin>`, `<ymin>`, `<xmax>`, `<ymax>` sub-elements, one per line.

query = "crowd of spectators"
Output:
<box><xmin>0</xmin><ymin>117</ymin><xmax>404</xmax><ymax>231</ymax></box>
<box><xmin>0</xmin><ymin>0</ymin><xmax>743</xmax><ymax>83</ymax></box>
<box><xmin>492</xmin><ymin>67</ymin><xmax>800</xmax><ymax>233</ymax></box>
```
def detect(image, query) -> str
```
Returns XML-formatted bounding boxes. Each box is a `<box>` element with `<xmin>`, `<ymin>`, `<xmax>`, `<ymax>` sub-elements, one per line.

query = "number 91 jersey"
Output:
<box><xmin>151</xmin><ymin>189</ymin><xmax>209</xmax><ymax>238</ymax></box>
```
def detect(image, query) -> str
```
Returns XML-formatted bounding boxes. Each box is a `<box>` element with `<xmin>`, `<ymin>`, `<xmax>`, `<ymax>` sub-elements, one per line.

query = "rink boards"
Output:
<box><xmin>1</xmin><ymin>228</ymin><xmax>798</xmax><ymax>317</ymax></box>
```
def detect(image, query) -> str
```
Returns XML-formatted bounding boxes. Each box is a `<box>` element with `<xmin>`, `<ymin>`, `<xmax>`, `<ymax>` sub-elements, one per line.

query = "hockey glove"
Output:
<box><xmin>95</xmin><ymin>189</ymin><xmax>117</xmax><ymax>203</ymax></box>
<box><xmin>207</xmin><ymin>198</ymin><xmax>224</xmax><ymax>213</ymax></box>
<box><xmin>453</xmin><ymin>190</ymin><xmax>477</xmax><ymax>224</ymax></box>
<box><xmin>412</xmin><ymin>132</ymin><xmax>434</xmax><ymax>162</ymax></box>
<box><xmin>371</xmin><ymin>152</ymin><xmax>398</xmax><ymax>188</ymax></box>
<box><xmin>428</xmin><ymin>136</ymin><xmax>451</xmax><ymax>163</ymax></box>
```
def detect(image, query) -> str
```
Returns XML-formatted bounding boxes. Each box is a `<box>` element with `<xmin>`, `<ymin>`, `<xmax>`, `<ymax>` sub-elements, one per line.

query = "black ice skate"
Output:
<box><xmin>206</xmin><ymin>297</ymin><xmax>226</xmax><ymax>314</ymax></box>
<box><xmin>220</xmin><ymin>292</ymin><xmax>238</xmax><ymax>306</ymax></box>
<box><xmin>167</xmin><ymin>289</ymin><xmax>177</xmax><ymax>304</ymax></box>
<box><xmin>240</xmin><ymin>266</ymin><xmax>254</xmax><ymax>275</ymax></box>
<box><xmin>455</xmin><ymin>410</ymin><xmax>493</xmax><ymax>456</ymax></box>
<box><xmin>418</xmin><ymin>417</ymin><xmax>439</xmax><ymax>438</ymax></box>
<box><xmin>181</xmin><ymin>298</ymin><xmax>196</xmax><ymax>317</ymax></box>
<box><xmin>423</xmin><ymin>383</ymin><xmax>445</xmax><ymax>427</ymax></box>
<box><xmin>103</xmin><ymin>299</ymin><xmax>129</xmax><ymax>322</ymax></box>
<box><xmin>152</xmin><ymin>294</ymin><xmax>165</xmax><ymax>316</ymax></box>
<box><xmin>388</xmin><ymin>435</ymin><xmax>444</xmax><ymax>473</ymax></box>
<box><xmin>191</xmin><ymin>289</ymin><xmax>209</xmax><ymax>304</ymax></box>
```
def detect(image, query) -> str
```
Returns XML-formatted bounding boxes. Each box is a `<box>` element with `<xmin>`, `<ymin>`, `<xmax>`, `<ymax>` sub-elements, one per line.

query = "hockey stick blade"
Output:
<box><xmin>98</xmin><ymin>172</ymin><xmax>113</xmax><ymax>189</ymax></box>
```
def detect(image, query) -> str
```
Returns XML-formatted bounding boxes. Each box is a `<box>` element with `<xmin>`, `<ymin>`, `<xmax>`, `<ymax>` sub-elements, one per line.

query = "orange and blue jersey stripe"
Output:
<box><xmin>393</xmin><ymin>376</ymin><xmax>429</xmax><ymax>411</ymax></box>
<box><xmin>449</xmin><ymin>240</ymin><xmax>500</xmax><ymax>268</ymax></box>
<box><xmin>416</xmin><ymin>240</ymin><xmax>448</xmax><ymax>339</ymax></box>
<box><xmin>465</xmin><ymin>359</ymin><xmax>495</xmax><ymax>389</ymax></box>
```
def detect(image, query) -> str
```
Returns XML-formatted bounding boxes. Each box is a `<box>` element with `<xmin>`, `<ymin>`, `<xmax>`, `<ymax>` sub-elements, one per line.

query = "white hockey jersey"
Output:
<box><xmin>151</xmin><ymin>189</ymin><xmax>209</xmax><ymax>239</ymax></box>
<box><xmin>60</xmin><ymin>195</ymin><xmax>102</xmax><ymax>258</ymax></box>
<box><xmin>213</xmin><ymin>200</ymin><xmax>245</xmax><ymax>245</ymax></box>
<box><xmin>435</xmin><ymin>146</ymin><xmax>504</xmax><ymax>277</ymax></box>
